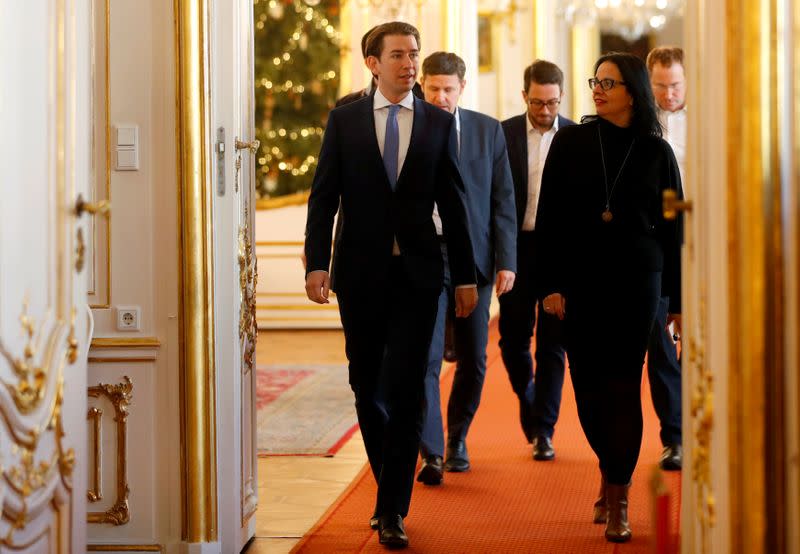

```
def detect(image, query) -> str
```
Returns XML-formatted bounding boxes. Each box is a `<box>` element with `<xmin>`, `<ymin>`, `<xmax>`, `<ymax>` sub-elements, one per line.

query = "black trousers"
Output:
<box><xmin>565</xmin><ymin>270</ymin><xmax>660</xmax><ymax>485</ymax></box>
<box><xmin>498</xmin><ymin>231</ymin><xmax>567</xmax><ymax>440</ymax></box>
<box><xmin>646</xmin><ymin>296</ymin><xmax>682</xmax><ymax>445</ymax></box>
<box><xmin>336</xmin><ymin>258</ymin><xmax>439</xmax><ymax>518</ymax></box>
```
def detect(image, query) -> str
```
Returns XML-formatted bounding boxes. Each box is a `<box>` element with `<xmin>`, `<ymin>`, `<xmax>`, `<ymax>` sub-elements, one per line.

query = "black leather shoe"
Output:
<box><xmin>532</xmin><ymin>435</ymin><xmax>555</xmax><ymax>461</ymax></box>
<box><xmin>378</xmin><ymin>514</ymin><xmax>408</xmax><ymax>549</ymax></box>
<box><xmin>370</xmin><ymin>516</ymin><xmax>379</xmax><ymax>530</ymax></box>
<box><xmin>659</xmin><ymin>444</ymin><xmax>682</xmax><ymax>471</ymax></box>
<box><xmin>444</xmin><ymin>440</ymin><xmax>470</xmax><ymax>472</ymax></box>
<box><xmin>416</xmin><ymin>455</ymin><xmax>443</xmax><ymax>485</ymax></box>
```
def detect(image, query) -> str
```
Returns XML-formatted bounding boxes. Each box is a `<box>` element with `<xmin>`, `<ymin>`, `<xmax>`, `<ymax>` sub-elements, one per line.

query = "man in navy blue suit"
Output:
<box><xmin>415</xmin><ymin>51</ymin><xmax>517</xmax><ymax>484</ymax></box>
<box><xmin>304</xmin><ymin>22</ymin><xmax>477</xmax><ymax>549</ymax></box>
<box><xmin>500</xmin><ymin>60</ymin><xmax>575</xmax><ymax>461</ymax></box>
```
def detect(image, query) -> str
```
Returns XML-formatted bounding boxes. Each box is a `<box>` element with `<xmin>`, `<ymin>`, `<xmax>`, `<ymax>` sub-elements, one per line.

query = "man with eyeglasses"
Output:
<box><xmin>500</xmin><ymin>59</ymin><xmax>574</xmax><ymax>461</ymax></box>
<box><xmin>645</xmin><ymin>46</ymin><xmax>686</xmax><ymax>471</ymax></box>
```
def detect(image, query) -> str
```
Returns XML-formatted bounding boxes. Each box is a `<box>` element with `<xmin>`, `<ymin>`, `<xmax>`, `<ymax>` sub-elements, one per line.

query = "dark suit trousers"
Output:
<box><xmin>646</xmin><ymin>296</ymin><xmax>682</xmax><ymax>446</ymax></box>
<box><xmin>420</xmin><ymin>242</ymin><xmax>493</xmax><ymax>456</ymax></box>
<box><xmin>498</xmin><ymin>231</ymin><xmax>566</xmax><ymax>440</ymax></box>
<box><xmin>336</xmin><ymin>258</ymin><xmax>439</xmax><ymax>518</ymax></box>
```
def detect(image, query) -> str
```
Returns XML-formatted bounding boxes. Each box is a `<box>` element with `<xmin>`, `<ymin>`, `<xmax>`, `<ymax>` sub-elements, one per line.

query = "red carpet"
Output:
<box><xmin>293</xmin><ymin>319</ymin><xmax>681</xmax><ymax>553</ymax></box>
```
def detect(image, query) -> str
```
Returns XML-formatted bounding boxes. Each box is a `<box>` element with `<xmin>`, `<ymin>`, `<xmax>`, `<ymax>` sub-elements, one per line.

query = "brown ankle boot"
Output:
<box><xmin>592</xmin><ymin>473</ymin><xmax>607</xmax><ymax>524</ymax></box>
<box><xmin>604</xmin><ymin>483</ymin><xmax>632</xmax><ymax>542</ymax></box>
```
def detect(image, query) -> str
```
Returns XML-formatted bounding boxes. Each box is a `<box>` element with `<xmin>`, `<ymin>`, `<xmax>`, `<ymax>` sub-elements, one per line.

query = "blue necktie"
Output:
<box><xmin>383</xmin><ymin>104</ymin><xmax>400</xmax><ymax>190</ymax></box>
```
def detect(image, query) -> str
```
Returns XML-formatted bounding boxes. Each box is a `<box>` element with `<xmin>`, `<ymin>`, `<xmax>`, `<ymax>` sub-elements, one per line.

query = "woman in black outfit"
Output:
<box><xmin>535</xmin><ymin>52</ymin><xmax>682</xmax><ymax>543</ymax></box>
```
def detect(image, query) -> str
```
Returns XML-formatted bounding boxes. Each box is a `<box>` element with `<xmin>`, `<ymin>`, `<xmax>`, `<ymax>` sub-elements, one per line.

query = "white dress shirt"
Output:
<box><xmin>658</xmin><ymin>106</ymin><xmax>687</xmax><ymax>192</ymax></box>
<box><xmin>524</xmin><ymin>115</ymin><xmax>559</xmax><ymax>231</ymax></box>
<box><xmin>432</xmin><ymin>107</ymin><xmax>461</xmax><ymax>236</ymax></box>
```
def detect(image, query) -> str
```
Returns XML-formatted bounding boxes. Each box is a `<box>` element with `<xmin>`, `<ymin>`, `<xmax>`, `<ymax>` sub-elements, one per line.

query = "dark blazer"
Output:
<box><xmin>457</xmin><ymin>108</ymin><xmax>517</xmax><ymax>283</ymax></box>
<box><xmin>305</xmin><ymin>94</ymin><xmax>476</xmax><ymax>294</ymax></box>
<box><xmin>502</xmin><ymin>113</ymin><xmax>576</xmax><ymax>232</ymax></box>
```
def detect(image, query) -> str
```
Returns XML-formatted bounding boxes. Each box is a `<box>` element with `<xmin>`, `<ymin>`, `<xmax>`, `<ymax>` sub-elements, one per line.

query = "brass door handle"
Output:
<box><xmin>662</xmin><ymin>189</ymin><xmax>692</xmax><ymax>221</ymax></box>
<box><xmin>235</xmin><ymin>138</ymin><xmax>260</xmax><ymax>154</ymax></box>
<box><xmin>74</xmin><ymin>194</ymin><xmax>111</xmax><ymax>217</ymax></box>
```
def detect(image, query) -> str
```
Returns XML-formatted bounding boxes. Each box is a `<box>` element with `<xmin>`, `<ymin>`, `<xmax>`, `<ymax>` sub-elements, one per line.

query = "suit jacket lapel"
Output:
<box><xmin>457</xmin><ymin>109</ymin><xmax>470</xmax><ymax>168</ymax></box>
<box><xmin>514</xmin><ymin>116</ymin><xmax>529</xmax><ymax>190</ymax></box>
<box><xmin>395</xmin><ymin>97</ymin><xmax>426</xmax><ymax>189</ymax></box>
<box><xmin>359</xmin><ymin>97</ymin><xmax>394</xmax><ymax>190</ymax></box>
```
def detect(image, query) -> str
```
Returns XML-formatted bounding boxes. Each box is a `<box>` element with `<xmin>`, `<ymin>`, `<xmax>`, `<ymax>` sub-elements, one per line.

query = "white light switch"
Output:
<box><xmin>115</xmin><ymin>124</ymin><xmax>139</xmax><ymax>171</ymax></box>
<box><xmin>117</xmin><ymin>126</ymin><xmax>137</xmax><ymax>146</ymax></box>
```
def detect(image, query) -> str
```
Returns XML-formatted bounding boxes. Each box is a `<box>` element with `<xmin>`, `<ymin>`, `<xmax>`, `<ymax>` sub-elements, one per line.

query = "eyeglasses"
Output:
<box><xmin>526</xmin><ymin>98</ymin><xmax>561</xmax><ymax>109</ymax></box>
<box><xmin>588</xmin><ymin>78</ymin><xmax>626</xmax><ymax>91</ymax></box>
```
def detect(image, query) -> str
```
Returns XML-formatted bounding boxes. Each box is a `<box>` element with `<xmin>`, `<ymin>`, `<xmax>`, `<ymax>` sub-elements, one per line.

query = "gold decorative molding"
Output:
<box><xmin>0</xmin><ymin>300</ymin><xmax>50</xmax><ymax>414</ymax></box>
<box><xmin>239</xmin><ymin>205</ymin><xmax>258</xmax><ymax>374</ymax></box>
<box><xmin>255</xmin><ymin>240</ymin><xmax>304</xmax><ymax>246</ymax></box>
<box><xmin>90</xmin><ymin>337</ymin><xmax>162</xmax><ymax>349</ymax></box>
<box><xmin>87</xmin><ymin>0</ymin><xmax>112</xmax><ymax>308</ymax></box>
<box><xmin>88</xmin><ymin>356</ymin><xmax>156</xmax><ymax>363</ymax></box>
<box><xmin>688</xmin><ymin>300</ymin><xmax>715</xmax><ymax>553</ymax></box>
<box><xmin>257</xmin><ymin>304</ymin><xmax>338</xmax><ymax>311</ymax></box>
<box><xmin>256</xmin><ymin>190</ymin><xmax>310</xmax><ymax>210</ymax></box>
<box><xmin>175</xmin><ymin>0</ymin><xmax>218</xmax><ymax>542</ymax></box>
<box><xmin>87</xmin><ymin>546</ymin><xmax>162</xmax><ymax>552</ymax></box>
<box><xmin>88</xmin><ymin>406</ymin><xmax>103</xmax><ymax>502</ymax></box>
<box><xmin>88</xmin><ymin>376</ymin><xmax>133</xmax><ymax>525</ymax></box>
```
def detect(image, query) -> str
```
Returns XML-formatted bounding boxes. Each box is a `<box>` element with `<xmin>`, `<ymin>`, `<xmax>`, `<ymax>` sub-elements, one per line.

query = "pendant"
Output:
<box><xmin>602</xmin><ymin>209</ymin><xmax>613</xmax><ymax>223</ymax></box>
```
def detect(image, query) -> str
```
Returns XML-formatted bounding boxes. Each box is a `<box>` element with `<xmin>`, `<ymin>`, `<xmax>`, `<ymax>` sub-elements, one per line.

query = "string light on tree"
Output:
<box><xmin>254</xmin><ymin>0</ymin><xmax>340</xmax><ymax>198</ymax></box>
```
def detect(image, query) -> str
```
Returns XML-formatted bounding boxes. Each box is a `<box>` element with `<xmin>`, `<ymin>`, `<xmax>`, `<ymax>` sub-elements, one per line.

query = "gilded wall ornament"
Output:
<box><xmin>87</xmin><ymin>376</ymin><xmax>133</xmax><ymax>525</ymax></box>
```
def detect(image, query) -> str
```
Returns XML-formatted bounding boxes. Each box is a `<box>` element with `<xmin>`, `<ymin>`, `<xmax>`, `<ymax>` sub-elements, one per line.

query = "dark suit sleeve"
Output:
<box><xmin>436</xmin><ymin>119</ymin><xmax>477</xmax><ymax>287</ymax></box>
<box><xmin>304</xmin><ymin>111</ymin><xmax>342</xmax><ymax>276</ymax></box>
<box><xmin>657</xmin><ymin>144</ymin><xmax>683</xmax><ymax>313</ymax></box>
<box><xmin>490</xmin><ymin>121</ymin><xmax>517</xmax><ymax>273</ymax></box>
<box><xmin>533</xmin><ymin>130</ymin><xmax>570</xmax><ymax>298</ymax></box>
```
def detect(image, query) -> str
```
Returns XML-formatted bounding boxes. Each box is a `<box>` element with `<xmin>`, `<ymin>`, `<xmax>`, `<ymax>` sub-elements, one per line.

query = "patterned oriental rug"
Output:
<box><xmin>257</xmin><ymin>364</ymin><xmax>358</xmax><ymax>456</ymax></box>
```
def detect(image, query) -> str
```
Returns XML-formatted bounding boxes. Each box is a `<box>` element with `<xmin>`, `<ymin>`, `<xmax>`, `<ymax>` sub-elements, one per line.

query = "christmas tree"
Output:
<box><xmin>254</xmin><ymin>0</ymin><xmax>341</xmax><ymax>199</ymax></box>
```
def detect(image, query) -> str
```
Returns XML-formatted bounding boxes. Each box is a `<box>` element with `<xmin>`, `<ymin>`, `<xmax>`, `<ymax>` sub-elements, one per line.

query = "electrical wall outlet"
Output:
<box><xmin>116</xmin><ymin>306</ymin><xmax>141</xmax><ymax>331</ymax></box>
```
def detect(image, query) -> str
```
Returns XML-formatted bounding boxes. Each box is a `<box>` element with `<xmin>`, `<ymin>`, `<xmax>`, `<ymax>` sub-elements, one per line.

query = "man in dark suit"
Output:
<box><xmin>414</xmin><ymin>52</ymin><xmax>516</xmax><ymax>485</ymax></box>
<box><xmin>304</xmin><ymin>22</ymin><xmax>477</xmax><ymax>549</ymax></box>
<box><xmin>500</xmin><ymin>60</ymin><xmax>575</xmax><ymax>461</ymax></box>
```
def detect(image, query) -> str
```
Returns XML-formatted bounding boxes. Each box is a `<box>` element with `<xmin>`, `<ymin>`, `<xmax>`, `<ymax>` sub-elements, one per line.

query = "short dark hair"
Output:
<box><xmin>365</xmin><ymin>21</ymin><xmax>420</xmax><ymax>59</ymax></box>
<box><xmin>523</xmin><ymin>60</ymin><xmax>564</xmax><ymax>92</ymax></box>
<box><xmin>360</xmin><ymin>26</ymin><xmax>378</xmax><ymax>58</ymax></box>
<box><xmin>422</xmin><ymin>52</ymin><xmax>466</xmax><ymax>81</ymax></box>
<box><xmin>646</xmin><ymin>46</ymin><xmax>685</xmax><ymax>73</ymax></box>
<box><xmin>594</xmin><ymin>52</ymin><xmax>662</xmax><ymax>137</ymax></box>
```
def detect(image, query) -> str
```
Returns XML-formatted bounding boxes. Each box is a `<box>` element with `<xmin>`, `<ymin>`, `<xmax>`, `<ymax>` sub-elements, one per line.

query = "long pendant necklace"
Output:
<box><xmin>598</xmin><ymin>126</ymin><xmax>635</xmax><ymax>223</ymax></box>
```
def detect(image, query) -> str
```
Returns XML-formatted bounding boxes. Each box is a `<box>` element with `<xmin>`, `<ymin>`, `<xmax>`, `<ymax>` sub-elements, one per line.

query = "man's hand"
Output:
<box><xmin>305</xmin><ymin>271</ymin><xmax>330</xmax><ymax>304</ymax></box>
<box><xmin>495</xmin><ymin>270</ymin><xmax>515</xmax><ymax>296</ymax></box>
<box><xmin>542</xmin><ymin>293</ymin><xmax>566</xmax><ymax>320</ymax></box>
<box><xmin>667</xmin><ymin>313</ymin><xmax>682</xmax><ymax>339</ymax></box>
<box><xmin>454</xmin><ymin>286</ymin><xmax>478</xmax><ymax>318</ymax></box>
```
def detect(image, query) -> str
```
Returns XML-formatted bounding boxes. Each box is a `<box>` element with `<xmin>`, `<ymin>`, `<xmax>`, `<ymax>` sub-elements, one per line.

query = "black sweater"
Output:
<box><xmin>535</xmin><ymin>117</ymin><xmax>683</xmax><ymax>313</ymax></box>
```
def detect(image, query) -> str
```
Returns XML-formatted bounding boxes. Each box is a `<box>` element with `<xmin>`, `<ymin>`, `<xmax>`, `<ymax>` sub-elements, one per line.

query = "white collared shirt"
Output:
<box><xmin>658</xmin><ymin>106</ymin><xmax>687</xmax><ymax>192</ymax></box>
<box><xmin>524</xmin><ymin>114</ymin><xmax>559</xmax><ymax>231</ymax></box>
<box><xmin>432</xmin><ymin>107</ymin><xmax>461</xmax><ymax>236</ymax></box>
<box><xmin>373</xmin><ymin>88</ymin><xmax>415</xmax><ymax>181</ymax></box>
